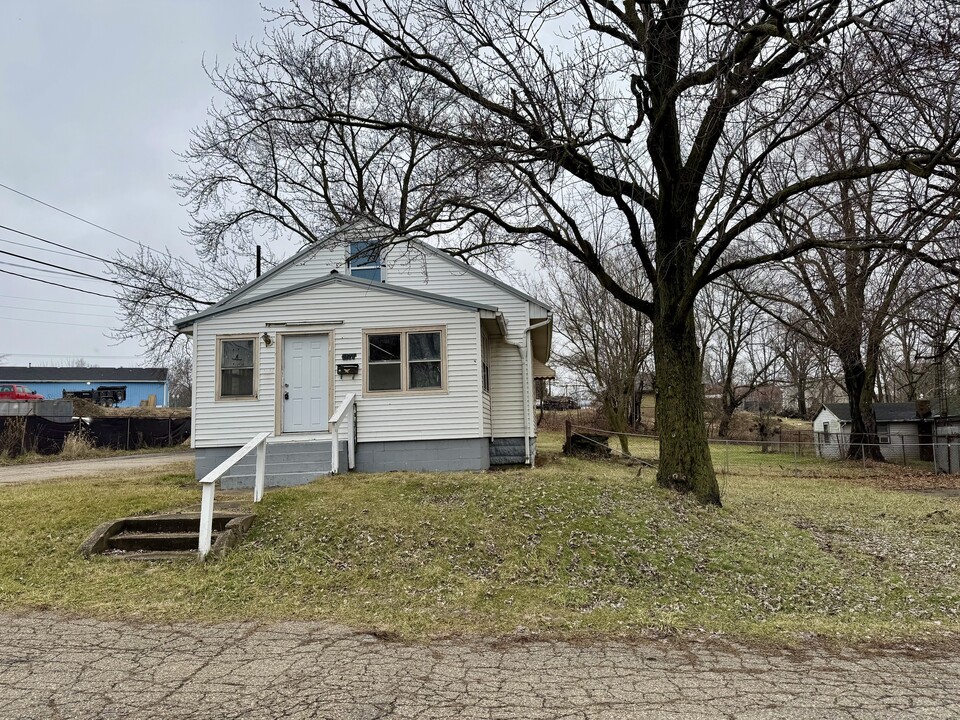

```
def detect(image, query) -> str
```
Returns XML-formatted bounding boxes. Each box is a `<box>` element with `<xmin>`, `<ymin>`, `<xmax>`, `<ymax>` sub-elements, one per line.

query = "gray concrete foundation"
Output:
<box><xmin>196</xmin><ymin>440</ymin><xmax>347</xmax><ymax>489</ymax></box>
<box><xmin>489</xmin><ymin>436</ymin><xmax>535</xmax><ymax>465</ymax></box>
<box><xmin>355</xmin><ymin>438</ymin><xmax>490</xmax><ymax>473</ymax></box>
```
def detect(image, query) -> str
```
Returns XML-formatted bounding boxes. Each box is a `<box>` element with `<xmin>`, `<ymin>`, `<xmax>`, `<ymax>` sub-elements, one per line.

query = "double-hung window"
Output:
<box><xmin>365</xmin><ymin>328</ymin><xmax>444</xmax><ymax>394</ymax></box>
<box><xmin>218</xmin><ymin>336</ymin><xmax>257</xmax><ymax>399</ymax></box>
<box><xmin>348</xmin><ymin>240</ymin><xmax>384</xmax><ymax>282</ymax></box>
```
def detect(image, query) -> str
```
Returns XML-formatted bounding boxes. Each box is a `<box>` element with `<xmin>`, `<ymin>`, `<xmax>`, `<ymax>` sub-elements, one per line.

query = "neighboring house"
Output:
<box><xmin>0</xmin><ymin>366</ymin><xmax>168</xmax><ymax>408</ymax></box>
<box><xmin>931</xmin><ymin>396</ymin><xmax>960</xmax><ymax>474</ymax></box>
<box><xmin>175</xmin><ymin>221</ymin><xmax>554</xmax><ymax>488</ymax></box>
<box><xmin>812</xmin><ymin>402</ymin><xmax>934</xmax><ymax>461</ymax></box>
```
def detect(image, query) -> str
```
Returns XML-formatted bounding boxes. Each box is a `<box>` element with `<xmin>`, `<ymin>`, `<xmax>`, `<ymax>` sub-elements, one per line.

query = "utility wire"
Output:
<box><xmin>0</xmin><ymin>268</ymin><xmax>123</xmax><ymax>300</ymax></box>
<box><xmin>0</xmin><ymin>247</ymin><xmax>151</xmax><ymax>293</ymax></box>
<box><xmin>2</xmin><ymin>352</ymin><xmax>144</xmax><ymax>359</ymax></box>
<box><xmin>0</xmin><ymin>303</ymin><xmax>116</xmax><ymax>318</ymax></box>
<box><xmin>0</xmin><ymin>267</ymin><xmax>199</xmax><ymax>313</ymax></box>
<box><xmin>0</xmin><ymin>292</ymin><xmax>116</xmax><ymax>309</ymax></box>
<box><xmin>0</xmin><ymin>235</ymin><xmax>103</xmax><ymax>261</ymax></box>
<box><xmin>0</xmin><ymin>225</ymin><xmax>216</xmax><ymax>307</ymax></box>
<box><xmin>0</xmin><ymin>314</ymin><xmax>114</xmax><ymax>330</ymax></box>
<box><xmin>0</xmin><ymin>260</ymin><xmax>103</xmax><ymax>280</ymax></box>
<box><xmin>0</xmin><ymin>223</ymin><xmax>163</xmax><ymax>278</ymax></box>
<box><xmin>0</xmin><ymin>181</ymin><xmax>204</xmax><ymax>272</ymax></box>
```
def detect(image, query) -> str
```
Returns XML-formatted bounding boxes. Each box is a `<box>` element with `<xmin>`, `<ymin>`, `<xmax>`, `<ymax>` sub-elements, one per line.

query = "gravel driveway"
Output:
<box><xmin>0</xmin><ymin>451</ymin><xmax>193</xmax><ymax>485</ymax></box>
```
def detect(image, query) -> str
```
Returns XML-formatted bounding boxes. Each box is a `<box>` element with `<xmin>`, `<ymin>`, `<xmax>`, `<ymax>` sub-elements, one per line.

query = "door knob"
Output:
<box><xmin>284</xmin><ymin>392</ymin><xmax>289</xmax><ymax>400</ymax></box>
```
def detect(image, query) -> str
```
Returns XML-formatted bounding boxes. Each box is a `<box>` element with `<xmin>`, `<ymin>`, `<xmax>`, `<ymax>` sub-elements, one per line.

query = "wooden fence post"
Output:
<box><xmin>565</xmin><ymin>418</ymin><xmax>572</xmax><ymax>449</ymax></box>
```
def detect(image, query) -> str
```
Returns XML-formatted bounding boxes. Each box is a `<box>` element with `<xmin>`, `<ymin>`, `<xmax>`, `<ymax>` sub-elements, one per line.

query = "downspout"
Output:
<box><xmin>506</xmin><ymin>317</ymin><xmax>552</xmax><ymax>466</ymax></box>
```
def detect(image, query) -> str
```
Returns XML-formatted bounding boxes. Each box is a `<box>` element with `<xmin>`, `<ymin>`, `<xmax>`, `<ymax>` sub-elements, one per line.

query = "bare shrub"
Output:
<box><xmin>59</xmin><ymin>430</ymin><xmax>102</xmax><ymax>461</ymax></box>
<box><xmin>0</xmin><ymin>417</ymin><xmax>28</xmax><ymax>458</ymax></box>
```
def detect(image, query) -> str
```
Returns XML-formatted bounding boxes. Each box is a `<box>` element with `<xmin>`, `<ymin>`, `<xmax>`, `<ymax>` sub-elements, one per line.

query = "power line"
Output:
<box><xmin>0</xmin><ymin>267</ymin><xmax>121</xmax><ymax>300</ymax></box>
<box><xmin>0</xmin><ymin>259</ymin><xmax>104</xmax><ymax>280</ymax></box>
<box><xmin>0</xmin><ymin>223</ymin><xmax>143</xmax><ymax>273</ymax></box>
<box><xmin>2</xmin><ymin>352</ymin><xmax>144</xmax><ymax>359</ymax></box>
<box><xmin>0</xmin><ymin>235</ymin><xmax>103</xmax><ymax>261</ymax></box>
<box><xmin>0</xmin><ymin>314</ymin><xmax>112</xmax><ymax>330</ymax></box>
<box><xmin>0</xmin><ymin>181</ymin><xmax>203</xmax><ymax>271</ymax></box>
<box><xmin>0</xmin><ymin>247</ymin><xmax>148</xmax><ymax>292</ymax></box>
<box><xmin>0</xmin><ymin>303</ymin><xmax>116</xmax><ymax>318</ymax></box>
<box><xmin>0</xmin><ymin>293</ymin><xmax>116</xmax><ymax>309</ymax></box>
<box><xmin>0</xmin><ymin>268</ymin><xmax>202</xmax><ymax>313</ymax></box>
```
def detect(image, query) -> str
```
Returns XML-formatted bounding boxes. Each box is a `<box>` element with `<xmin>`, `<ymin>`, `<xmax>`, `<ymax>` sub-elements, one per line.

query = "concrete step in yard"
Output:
<box><xmin>81</xmin><ymin>512</ymin><xmax>255</xmax><ymax>561</ymax></box>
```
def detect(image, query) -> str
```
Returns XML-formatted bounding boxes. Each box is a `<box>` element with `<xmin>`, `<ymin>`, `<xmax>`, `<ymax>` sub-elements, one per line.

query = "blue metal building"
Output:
<box><xmin>0</xmin><ymin>367</ymin><xmax>168</xmax><ymax>408</ymax></box>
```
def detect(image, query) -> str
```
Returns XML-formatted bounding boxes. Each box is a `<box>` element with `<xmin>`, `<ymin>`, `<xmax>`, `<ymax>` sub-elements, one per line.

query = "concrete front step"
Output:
<box><xmin>82</xmin><ymin>511</ymin><xmax>256</xmax><ymax>561</ymax></box>
<box><xmin>108</xmin><ymin>531</ymin><xmax>212</xmax><ymax>553</ymax></box>
<box><xmin>108</xmin><ymin>550</ymin><xmax>201</xmax><ymax>561</ymax></box>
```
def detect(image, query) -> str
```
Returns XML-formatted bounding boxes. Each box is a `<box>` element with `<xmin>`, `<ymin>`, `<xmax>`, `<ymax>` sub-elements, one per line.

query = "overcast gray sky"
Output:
<box><xmin>0</xmin><ymin>1</ymin><xmax>269</xmax><ymax>367</ymax></box>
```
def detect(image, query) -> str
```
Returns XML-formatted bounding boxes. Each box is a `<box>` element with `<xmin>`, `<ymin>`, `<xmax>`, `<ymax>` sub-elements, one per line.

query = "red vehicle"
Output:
<box><xmin>0</xmin><ymin>384</ymin><xmax>44</xmax><ymax>401</ymax></box>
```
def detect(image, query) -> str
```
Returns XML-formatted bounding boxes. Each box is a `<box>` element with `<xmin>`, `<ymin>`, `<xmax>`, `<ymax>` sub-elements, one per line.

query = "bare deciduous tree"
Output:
<box><xmin>118</xmin><ymin>0</ymin><xmax>960</xmax><ymax>503</ymax></box>
<box><xmin>698</xmin><ymin>277</ymin><xmax>780</xmax><ymax>437</ymax></box>
<box><xmin>540</xmin><ymin>250</ymin><xmax>652</xmax><ymax>453</ymax></box>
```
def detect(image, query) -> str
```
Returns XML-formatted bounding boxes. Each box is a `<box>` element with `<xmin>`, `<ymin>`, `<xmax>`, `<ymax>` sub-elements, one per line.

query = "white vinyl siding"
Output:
<box><xmin>192</xmin><ymin>280</ymin><xmax>482</xmax><ymax>447</ymax></box>
<box><xmin>195</xmin><ymin>229</ymin><xmax>543</xmax><ymax>444</ymax></box>
<box><xmin>387</xmin><ymin>248</ymin><xmax>530</xmax><ymax>437</ymax></box>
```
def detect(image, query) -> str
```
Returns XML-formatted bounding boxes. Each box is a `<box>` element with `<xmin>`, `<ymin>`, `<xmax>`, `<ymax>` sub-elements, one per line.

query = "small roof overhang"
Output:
<box><xmin>530</xmin><ymin>316</ymin><xmax>553</xmax><ymax>363</ymax></box>
<box><xmin>479</xmin><ymin>309</ymin><xmax>507</xmax><ymax>338</ymax></box>
<box><xmin>532</xmin><ymin>358</ymin><xmax>556</xmax><ymax>379</ymax></box>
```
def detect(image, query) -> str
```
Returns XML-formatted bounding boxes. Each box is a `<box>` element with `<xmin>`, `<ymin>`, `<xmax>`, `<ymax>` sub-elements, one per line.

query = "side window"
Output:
<box><xmin>218</xmin><ymin>337</ymin><xmax>257</xmax><ymax>399</ymax></box>
<box><xmin>481</xmin><ymin>332</ymin><xmax>490</xmax><ymax>393</ymax></box>
<box><xmin>348</xmin><ymin>240</ymin><xmax>384</xmax><ymax>282</ymax></box>
<box><xmin>822</xmin><ymin>422</ymin><xmax>831</xmax><ymax>442</ymax></box>
<box><xmin>876</xmin><ymin>423</ymin><xmax>891</xmax><ymax>444</ymax></box>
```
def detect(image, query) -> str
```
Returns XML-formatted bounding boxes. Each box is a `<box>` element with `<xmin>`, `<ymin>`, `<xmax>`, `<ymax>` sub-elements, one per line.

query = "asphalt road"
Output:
<box><xmin>0</xmin><ymin>612</ymin><xmax>957</xmax><ymax>719</ymax></box>
<box><xmin>0</xmin><ymin>451</ymin><xmax>193</xmax><ymax>485</ymax></box>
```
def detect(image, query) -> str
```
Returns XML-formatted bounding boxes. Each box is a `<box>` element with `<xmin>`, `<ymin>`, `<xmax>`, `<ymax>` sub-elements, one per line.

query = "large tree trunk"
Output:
<box><xmin>653</xmin><ymin>309</ymin><xmax>721</xmax><ymax>505</ymax></box>
<box><xmin>839</xmin><ymin>350</ymin><xmax>884</xmax><ymax>461</ymax></box>
<box><xmin>796</xmin><ymin>376</ymin><xmax>808</xmax><ymax>418</ymax></box>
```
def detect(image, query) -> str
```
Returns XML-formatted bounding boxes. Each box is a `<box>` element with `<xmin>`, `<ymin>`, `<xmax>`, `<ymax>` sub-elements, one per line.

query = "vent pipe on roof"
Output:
<box><xmin>256</xmin><ymin>245</ymin><xmax>262</xmax><ymax>277</ymax></box>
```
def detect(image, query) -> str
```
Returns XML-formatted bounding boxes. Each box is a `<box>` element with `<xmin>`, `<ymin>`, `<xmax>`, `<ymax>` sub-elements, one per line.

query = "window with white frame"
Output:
<box><xmin>876</xmin><ymin>423</ymin><xmax>891</xmax><ymax>444</ymax></box>
<box><xmin>348</xmin><ymin>240</ymin><xmax>384</xmax><ymax>282</ymax></box>
<box><xmin>365</xmin><ymin>328</ymin><xmax>444</xmax><ymax>393</ymax></box>
<box><xmin>218</xmin><ymin>336</ymin><xmax>257</xmax><ymax>399</ymax></box>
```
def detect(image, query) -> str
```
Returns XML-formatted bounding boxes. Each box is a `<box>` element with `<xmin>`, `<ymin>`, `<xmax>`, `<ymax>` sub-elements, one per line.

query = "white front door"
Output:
<box><xmin>282</xmin><ymin>334</ymin><xmax>329</xmax><ymax>433</ymax></box>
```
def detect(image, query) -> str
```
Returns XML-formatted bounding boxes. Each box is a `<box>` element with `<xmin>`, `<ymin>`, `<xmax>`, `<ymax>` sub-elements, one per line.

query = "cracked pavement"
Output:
<box><xmin>0</xmin><ymin>612</ymin><xmax>958</xmax><ymax>719</ymax></box>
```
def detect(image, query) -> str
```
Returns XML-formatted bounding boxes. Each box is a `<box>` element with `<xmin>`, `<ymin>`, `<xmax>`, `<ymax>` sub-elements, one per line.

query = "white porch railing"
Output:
<box><xmin>197</xmin><ymin>431</ymin><xmax>270</xmax><ymax>558</ymax></box>
<box><xmin>329</xmin><ymin>392</ymin><xmax>358</xmax><ymax>474</ymax></box>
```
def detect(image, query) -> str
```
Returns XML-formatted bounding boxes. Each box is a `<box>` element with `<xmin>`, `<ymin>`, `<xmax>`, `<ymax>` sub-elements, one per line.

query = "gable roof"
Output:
<box><xmin>175</xmin><ymin>273</ymin><xmax>498</xmax><ymax>329</ymax></box>
<box><xmin>208</xmin><ymin>219</ymin><xmax>550</xmax><ymax>315</ymax></box>
<box><xmin>0</xmin><ymin>367</ymin><xmax>167</xmax><ymax>383</ymax></box>
<box><xmin>822</xmin><ymin>402</ymin><xmax>930</xmax><ymax>424</ymax></box>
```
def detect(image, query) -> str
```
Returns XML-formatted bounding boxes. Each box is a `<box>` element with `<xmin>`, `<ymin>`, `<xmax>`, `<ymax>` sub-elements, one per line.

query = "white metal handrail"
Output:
<box><xmin>198</xmin><ymin>430</ymin><xmax>270</xmax><ymax>558</ymax></box>
<box><xmin>329</xmin><ymin>392</ymin><xmax>357</xmax><ymax>474</ymax></box>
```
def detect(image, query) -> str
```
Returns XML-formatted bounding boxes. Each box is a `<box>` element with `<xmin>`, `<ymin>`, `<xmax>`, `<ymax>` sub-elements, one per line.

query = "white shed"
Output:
<box><xmin>176</xmin><ymin>222</ymin><xmax>554</xmax><ymax>487</ymax></box>
<box><xmin>813</xmin><ymin>402</ymin><xmax>930</xmax><ymax>462</ymax></box>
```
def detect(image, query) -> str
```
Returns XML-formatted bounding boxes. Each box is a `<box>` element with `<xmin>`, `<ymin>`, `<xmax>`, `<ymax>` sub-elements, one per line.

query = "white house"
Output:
<box><xmin>812</xmin><ymin>402</ymin><xmax>933</xmax><ymax>461</ymax></box>
<box><xmin>175</xmin><ymin>221</ymin><xmax>554</xmax><ymax>488</ymax></box>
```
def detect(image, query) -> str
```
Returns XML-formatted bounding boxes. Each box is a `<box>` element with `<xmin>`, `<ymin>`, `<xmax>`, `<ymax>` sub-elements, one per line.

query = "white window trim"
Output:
<box><xmin>215</xmin><ymin>334</ymin><xmax>259</xmax><ymax>401</ymax></box>
<box><xmin>346</xmin><ymin>242</ymin><xmax>387</xmax><ymax>282</ymax></box>
<box><xmin>362</xmin><ymin>326</ymin><xmax>448</xmax><ymax>397</ymax></box>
